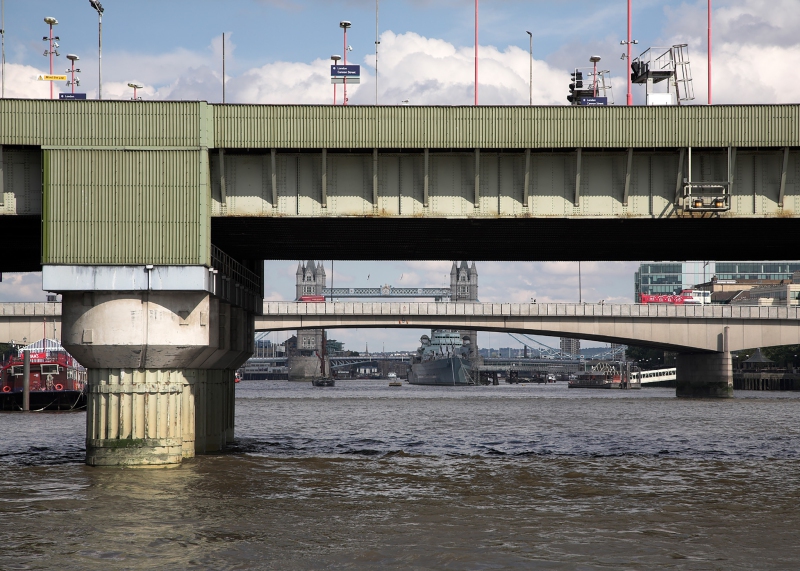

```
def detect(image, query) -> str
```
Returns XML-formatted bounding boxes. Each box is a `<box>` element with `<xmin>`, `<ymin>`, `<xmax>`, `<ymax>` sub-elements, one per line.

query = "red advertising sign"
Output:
<box><xmin>640</xmin><ymin>294</ymin><xmax>686</xmax><ymax>305</ymax></box>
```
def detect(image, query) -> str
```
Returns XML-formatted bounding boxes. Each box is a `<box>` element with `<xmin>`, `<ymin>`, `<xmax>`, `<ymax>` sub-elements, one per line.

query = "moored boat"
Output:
<box><xmin>0</xmin><ymin>339</ymin><xmax>87</xmax><ymax>411</ymax></box>
<box><xmin>408</xmin><ymin>331</ymin><xmax>479</xmax><ymax>386</ymax></box>
<box><xmin>568</xmin><ymin>363</ymin><xmax>641</xmax><ymax>390</ymax></box>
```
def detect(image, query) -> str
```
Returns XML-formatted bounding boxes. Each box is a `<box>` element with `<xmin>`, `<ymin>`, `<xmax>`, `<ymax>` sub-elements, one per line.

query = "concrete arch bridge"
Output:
<box><xmin>257</xmin><ymin>300</ymin><xmax>800</xmax><ymax>399</ymax></box>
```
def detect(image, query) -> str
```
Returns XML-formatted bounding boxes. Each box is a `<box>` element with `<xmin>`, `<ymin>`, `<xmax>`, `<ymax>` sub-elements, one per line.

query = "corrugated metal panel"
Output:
<box><xmin>213</xmin><ymin>104</ymin><xmax>800</xmax><ymax>149</ymax></box>
<box><xmin>43</xmin><ymin>149</ymin><xmax>208</xmax><ymax>265</ymax></box>
<box><xmin>0</xmin><ymin>100</ymin><xmax>202</xmax><ymax>148</ymax></box>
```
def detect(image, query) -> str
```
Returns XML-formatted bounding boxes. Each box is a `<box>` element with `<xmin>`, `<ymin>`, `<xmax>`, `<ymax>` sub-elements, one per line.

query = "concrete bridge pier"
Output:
<box><xmin>56</xmin><ymin>287</ymin><xmax>253</xmax><ymax>467</ymax></box>
<box><xmin>676</xmin><ymin>327</ymin><xmax>734</xmax><ymax>398</ymax></box>
<box><xmin>675</xmin><ymin>352</ymin><xmax>734</xmax><ymax>398</ymax></box>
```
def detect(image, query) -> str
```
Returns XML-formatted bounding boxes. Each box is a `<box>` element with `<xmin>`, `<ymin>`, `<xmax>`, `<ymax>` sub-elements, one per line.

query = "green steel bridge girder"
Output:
<box><xmin>0</xmin><ymin>100</ymin><xmax>798</xmax><ymax>267</ymax></box>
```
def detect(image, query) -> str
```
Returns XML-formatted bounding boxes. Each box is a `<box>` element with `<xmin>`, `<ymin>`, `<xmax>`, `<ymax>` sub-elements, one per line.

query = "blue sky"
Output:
<box><xmin>4</xmin><ymin>1</ymin><xmax>798</xmax><ymax>104</ymax></box>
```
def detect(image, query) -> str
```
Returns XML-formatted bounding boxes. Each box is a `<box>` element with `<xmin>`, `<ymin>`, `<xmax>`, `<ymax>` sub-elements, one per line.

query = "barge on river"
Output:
<box><xmin>0</xmin><ymin>339</ymin><xmax>87</xmax><ymax>411</ymax></box>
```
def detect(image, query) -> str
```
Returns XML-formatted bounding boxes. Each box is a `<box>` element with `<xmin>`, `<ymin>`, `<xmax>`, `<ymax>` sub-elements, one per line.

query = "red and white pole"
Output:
<box><xmin>474</xmin><ymin>0</ymin><xmax>478</xmax><ymax>106</ymax></box>
<box><xmin>708</xmin><ymin>0</ymin><xmax>712</xmax><ymax>105</ymax></box>
<box><xmin>626</xmin><ymin>0</ymin><xmax>632</xmax><ymax>106</ymax></box>
<box><xmin>49</xmin><ymin>23</ymin><xmax>54</xmax><ymax>100</ymax></box>
<box><xmin>343</xmin><ymin>28</ymin><xmax>348</xmax><ymax>106</ymax></box>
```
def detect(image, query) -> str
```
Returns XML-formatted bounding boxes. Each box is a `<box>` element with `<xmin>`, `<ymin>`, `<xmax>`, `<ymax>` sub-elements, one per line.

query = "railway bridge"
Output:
<box><xmin>2</xmin><ymin>100</ymin><xmax>800</xmax><ymax>467</ymax></box>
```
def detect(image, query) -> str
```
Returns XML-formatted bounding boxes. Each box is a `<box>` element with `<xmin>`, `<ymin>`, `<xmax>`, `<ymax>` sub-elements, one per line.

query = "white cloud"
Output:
<box><xmin>0</xmin><ymin>273</ymin><xmax>49</xmax><ymax>302</ymax></box>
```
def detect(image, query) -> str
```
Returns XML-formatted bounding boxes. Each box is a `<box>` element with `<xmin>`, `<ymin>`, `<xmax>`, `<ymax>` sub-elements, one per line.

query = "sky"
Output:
<box><xmin>1</xmin><ymin>0</ymin><xmax>799</xmax><ymax>351</ymax></box>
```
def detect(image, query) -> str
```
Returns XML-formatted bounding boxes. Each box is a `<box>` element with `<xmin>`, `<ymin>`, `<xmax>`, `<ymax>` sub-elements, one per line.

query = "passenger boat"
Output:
<box><xmin>388</xmin><ymin>372</ymin><xmax>402</xmax><ymax>386</ymax></box>
<box><xmin>0</xmin><ymin>339</ymin><xmax>87</xmax><ymax>411</ymax></box>
<box><xmin>568</xmin><ymin>363</ymin><xmax>641</xmax><ymax>390</ymax></box>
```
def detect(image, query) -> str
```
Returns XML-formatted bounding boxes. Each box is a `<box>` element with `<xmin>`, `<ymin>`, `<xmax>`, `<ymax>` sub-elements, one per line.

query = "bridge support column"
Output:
<box><xmin>676</xmin><ymin>352</ymin><xmax>733</xmax><ymax>398</ymax></box>
<box><xmin>59</xmin><ymin>290</ymin><xmax>252</xmax><ymax>467</ymax></box>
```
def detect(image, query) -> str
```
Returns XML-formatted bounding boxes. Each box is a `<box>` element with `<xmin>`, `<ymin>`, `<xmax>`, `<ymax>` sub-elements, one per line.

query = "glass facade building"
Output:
<box><xmin>715</xmin><ymin>262</ymin><xmax>800</xmax><ymax>281</ymax></box>
<box><xmin>635</xmin><ymin>261</ymin><xmax>800</xmax><ymax>301</ymax></box>
<box><xmin>634</xmin><ymin>263</ymin><xmax>684</xmax><ymax>299</ymax></box>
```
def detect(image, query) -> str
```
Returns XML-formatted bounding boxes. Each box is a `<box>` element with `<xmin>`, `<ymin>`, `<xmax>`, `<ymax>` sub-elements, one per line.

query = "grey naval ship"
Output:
<box><xmin>408</xmin><ymin>331</ymin><xmax>478</xmax><ymax>386</ymax></box>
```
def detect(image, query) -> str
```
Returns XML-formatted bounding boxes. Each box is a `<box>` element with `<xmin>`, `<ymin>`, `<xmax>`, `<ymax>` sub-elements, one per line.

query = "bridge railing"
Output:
<box><xmin>0</xmin><ymin>302</ymin><xmax>62</xmax><ymax>317</ymax></box>
<box><xmin>263</xmin><ymin>301</ymin><xmax>800</xmax><ymax>320</ymax></box>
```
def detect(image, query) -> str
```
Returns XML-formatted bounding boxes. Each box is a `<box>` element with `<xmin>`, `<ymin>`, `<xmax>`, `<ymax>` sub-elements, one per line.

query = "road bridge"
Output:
<box><xmin>256</xmin><ymin>299</ymin><xmax>800</xmax><ymax>399</ymax></box>
<box><xmin>3</xmin><ymin>99</ymin><xmax>800</xmax><ymax>467</ymax></box>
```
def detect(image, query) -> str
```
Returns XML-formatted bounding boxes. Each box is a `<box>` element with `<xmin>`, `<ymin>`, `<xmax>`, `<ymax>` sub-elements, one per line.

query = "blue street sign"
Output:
<box><xmin>331</xmin><ymin>65</ymin><xmax>361</xmax><ymax>77</ymax></box>
<box><xmin>579</xmin><ymin>97</ymin><xmax>608</xmax><ymax>106</ymax></box>
<box><xmin>59</xmin><ymin>93</ymin><xmax>87</xmax><ymax>100</ymax></box>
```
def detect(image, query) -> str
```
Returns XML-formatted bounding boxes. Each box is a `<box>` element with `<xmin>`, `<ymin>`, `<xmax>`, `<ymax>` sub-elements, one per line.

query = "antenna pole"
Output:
<box><xmin>707</xmin><ymin>0</ymin><xmax>712</xmax><ymax>105</ymax></box>
<box><xmin>474</xmin><ymin>0</ymin><xmax>478</xmax><ymax>105</ymax></box>
<box><xmin>222</xmin><ymin>32</ymin><xmax>226</xmax><ymax>103</ymax></box>
<box><xmin>1</xmin><ymin>0</ymin><xmax>5</xmax><ymax>98</ymax></box>
<box><xmin>375</xmin><ymin>0</ymin><xmax>379</xmax><ymax>105</ymax></box>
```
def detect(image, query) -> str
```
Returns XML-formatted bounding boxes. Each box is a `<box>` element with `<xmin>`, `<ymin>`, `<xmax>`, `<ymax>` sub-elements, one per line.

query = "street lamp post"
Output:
<box><xmin>589</xmin><ymin>55</ymin><xmax>601</xmax><ymax>97</ymax></box>
<box><xmin>66</xmin><ymin>54</ymin><xmax>80</xmax><ymax>94</ymax></box>
<box><xmin>88</xmin><ymin>1</ymin><xmax>103</xmax><ymax>100</ymax></box>
<box><xmin>43</xmin><ymin>17</ymin><xmax>59</xmax><ymax>100</ymax></box>
<box><xmin>619</xmin><ymin>0</ymin><xmax>638</xmax><ymax>106</ymax></box>
<box><xmin>331</xmin><ymin>54</ymin><xmax>341</xmax><ymax>105</ymax></box>
<box><xmin>708</xmin><ymin>0</ymin><xmax>712</xmax><ymax>105</ymax></box>
<box><xmin>339</xmin><ymin>21</ymin><xmax>351</xmax><ymax>106</ymax></box>
<box><xmin>127</xmin><ymin>82</ymin><xmax>143</xmax><ymax>100</ymax></box>
<box><xmin>526</xmin><ymin>31</ymin><xmax>532</xmax><ymax>106</ymax></box>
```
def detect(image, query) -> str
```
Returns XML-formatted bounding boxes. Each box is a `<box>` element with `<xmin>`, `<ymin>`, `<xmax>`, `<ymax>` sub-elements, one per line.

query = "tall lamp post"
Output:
<box><xmin>708</xmin><ymin>0</ymin><xmax>712</xmax><ymax>105</ymax></box>
<box><xmin>331</xmin><ymin>54</ymin><xmax>341</xmax><ymax>105</ymax></box>
<box><xmin>339</xmin><ymin>21</ymin><xmax>351</xmax><ymax>106</ymax></box>
<box><xmin>620</xmin><ymin>0</ymin><xmax>637</xmax><ymax>106</ymax></box>
<box><xmin>88</xmin><ymin>1</ymin><xmax>103</xmax><ymax>100</ymax></box>
<box><xmin>589</xmin><ymin>55</ymin><xmax>601</xmax><ymax>97</ymax></box>
<box><xmin>66</xmin><ymin>54</ymin><xmax>80</xmax><ymax>94</ymax></box>
<box><xmin>43</xmin><ymin>17</ymin><xmax>59</xmax><ymax>100</ymax></box>
<box><xmin>526</xmin><ymin>31</ymin><xmax>532</xmax><ymax>106</ymax></box>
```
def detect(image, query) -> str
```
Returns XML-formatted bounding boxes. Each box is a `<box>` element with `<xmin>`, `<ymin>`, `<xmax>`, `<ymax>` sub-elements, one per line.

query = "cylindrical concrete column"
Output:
<box><xmin>85</xmin><ymin>369</ymin><xmax>188</xmax><ymax>467</ymax></box>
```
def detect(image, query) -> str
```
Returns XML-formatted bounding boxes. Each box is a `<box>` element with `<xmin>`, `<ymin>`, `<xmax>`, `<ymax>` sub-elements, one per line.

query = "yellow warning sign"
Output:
<box><xmin>37</xmin><ymin>75</ymin><xmax>68</xmax><ymax>81</ymax></box>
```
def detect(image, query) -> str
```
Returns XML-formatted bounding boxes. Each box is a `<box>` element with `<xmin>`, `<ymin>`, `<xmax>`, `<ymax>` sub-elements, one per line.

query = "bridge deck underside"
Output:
<box><xmin>212</xmin><ymin>217</ymin><xmax>800</xmax><ymax>262</ymax></box>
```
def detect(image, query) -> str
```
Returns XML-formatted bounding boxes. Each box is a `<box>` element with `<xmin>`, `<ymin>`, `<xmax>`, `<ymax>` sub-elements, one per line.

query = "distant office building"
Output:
<box><xmin>634</xmin><ymin>261</ymin><xmax>800</xmax><ymax>302</ymax></box>
<box><xmin>560</xmin><ymin>338</ymin><xmax>580</xmax><ymax>356</ymax></box>
<box><xmin>634</xmin><ymin>263</ymin><xmax>683</xmax><ymax>299</ymax></box>
<box><xmin>715</xmin><ymin>262</ymin><xmax>800</xmax><ymax>281</ymax></box>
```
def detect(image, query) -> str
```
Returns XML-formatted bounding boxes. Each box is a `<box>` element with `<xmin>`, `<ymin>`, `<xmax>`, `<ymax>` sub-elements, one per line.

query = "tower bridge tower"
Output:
<box><xmin>447</xmin><ymin>261</ymin><xmax>479</xmax><ymax>356</ymax></box>
<box><xmin>294</xmin><ymin>261</ymin><xmax>326</xmax><ymax>356</ymax></box>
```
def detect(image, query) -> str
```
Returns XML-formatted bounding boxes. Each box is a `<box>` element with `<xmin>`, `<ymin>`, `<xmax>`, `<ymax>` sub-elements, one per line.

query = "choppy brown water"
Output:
<box><xmin>2</xmin><ymin>380</ymin><xmax>800</xmax><ymax>570</ymax></box>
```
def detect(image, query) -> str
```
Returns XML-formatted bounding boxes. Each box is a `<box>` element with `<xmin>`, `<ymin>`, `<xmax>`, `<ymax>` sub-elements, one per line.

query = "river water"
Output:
<box><xmin>1</xmin><ymin>380</ymin><xmax>799</xmax><ymax>570</ymax></box>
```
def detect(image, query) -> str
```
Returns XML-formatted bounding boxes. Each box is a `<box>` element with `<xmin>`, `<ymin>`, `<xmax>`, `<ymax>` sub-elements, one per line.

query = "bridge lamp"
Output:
<box><xmin>339</xmin><ymin>21</ymin><xmax>351</xmax><ymax>106</ymax></box>
<box><xmin>330</xmin><ymin>54</ymin><xmax>341</xmax><ymax>105</ymax></box>
<box><xmin>127</xmin><ymin>82</ymin><xmax>143</xmax><ymax>100</ymax></box>
<box><xmin>43</xmin><ymin>17</ymin><xmax>59</xmax><ymax>100</ymax></box>
<box><xmin>589</xmin><ymin>55</ymin><xmax>601</xmax><ymax>97</ymax></box>
<box><xmin>65</xmin><ymin>54</ymin><xmax>80</xmax><ymax>94</ymax></box>
<box><xmin>88</xmin><ymin>1</ymin><xmax>104</xmax><ymax>100</ymax></box>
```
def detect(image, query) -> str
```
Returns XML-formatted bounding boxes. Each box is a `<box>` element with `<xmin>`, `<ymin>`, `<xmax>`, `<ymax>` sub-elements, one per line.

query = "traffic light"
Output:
<box><xmin>567</xmin><ymin>71</ymin><xmax>583</xmax><ymax>104</ymax></box>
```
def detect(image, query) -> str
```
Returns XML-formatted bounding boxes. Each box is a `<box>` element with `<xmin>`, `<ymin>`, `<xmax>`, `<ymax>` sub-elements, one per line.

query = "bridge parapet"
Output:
<box><xmin>264</xmin><ymin>301</ymin><xmax>800</xmax><ymax>321</ymax></box>
<box><xmin>0</xmin><ymin>302</ymin><xmax>62</xmax><ymax>317</ymax></box>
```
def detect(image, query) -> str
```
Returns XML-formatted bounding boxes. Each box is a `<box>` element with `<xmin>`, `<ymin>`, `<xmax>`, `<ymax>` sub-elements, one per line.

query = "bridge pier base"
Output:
<box><xmin>59</xmin><ymin>290</ymin><xmax>251</xmax><ymax>467</ymax></box>
<box><xmin>676</xmin><ymin>352</ymin><xmax>734</xmax><ymax>398</ymax></box>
